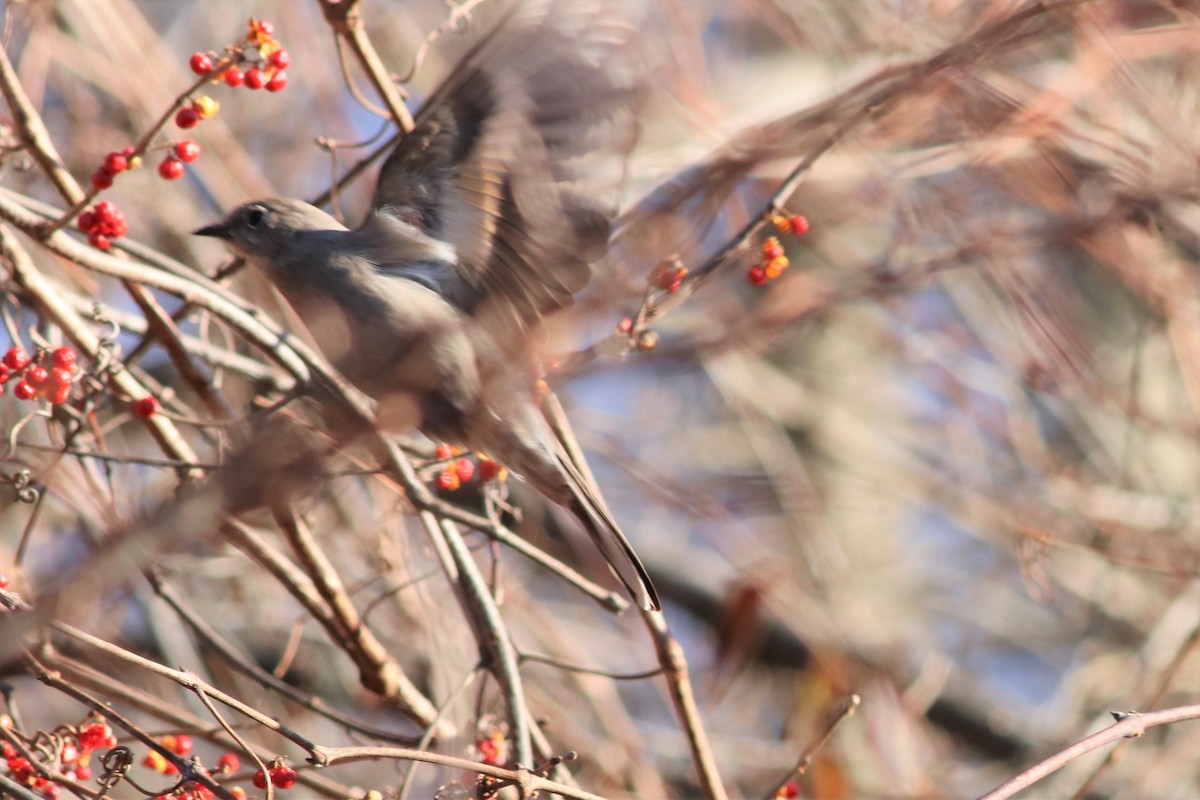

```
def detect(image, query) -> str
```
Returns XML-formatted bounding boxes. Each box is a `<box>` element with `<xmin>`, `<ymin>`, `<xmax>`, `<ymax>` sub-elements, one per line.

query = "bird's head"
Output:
<box><xmin>193</xmin><ymin>198</ymin><xmax>347</xmax><ymax>262</ymax></box>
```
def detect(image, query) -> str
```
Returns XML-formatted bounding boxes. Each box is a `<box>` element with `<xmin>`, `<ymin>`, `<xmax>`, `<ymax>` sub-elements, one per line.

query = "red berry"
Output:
<box><xmin>175</xmin><ymin>107</ymin><xmax>200</xmax><ymax>128</ymax></box>
<box><xmin>747</xmin><ymin>266</ymin><xmax>768</xmax><ymax>286</ymax></box>
<box><xmin>4</xmin><ymin>347</ymin><xmax>29</xmax><ymax>370</ymax></box>
<box><xmin>79</xmin><ymin>721</ymin><xmax>117</xmax><ymax>752</ymax></box>
<box><xmin>78</xmin><ymin>211</ymin><xmax>96</xmax><ymax>232</ymax></box>
<box><xmin>217</xmin><ymin>753</ymin><xmax>239</xmax><ymax>774</ymax></box>
<box><xmin>255</xmin><ymin>19</ymin><xmax>275</xmax><ymax>36</ymax></box>
<box><xmin>24</xmin><ymin>365</ymin><xmax>48</xmax><ymax>389</ymax></box>
<box><xmin>266</xmin><ymin>70</ymin><xmax>288</xmax><ymax>92</ymax></box>
<box><xmin>13</xmin><ymin>381</ymin><xmax>35</xmax><ymax>400</ymax></box>
<box><xmin>51</xmin><ymin>347</ymin><xmax>77</xmax><ymax>371</ymax></box>
<box><xmin>478</xmin><ymin>459</ymin><xmax>502</xmax><ymax>482</ymax></box>
<box><xmin>270</xmin><ymin>765</ymin><xmax>297</xmax><ymax>789</ymax></box>
<box><xmin>455</xmin><ymin>457</ymin><xmax>475</xmax><ymax>483</ymax></box>
<box><xmin>252</xmin><ymin>770</ymin><xmax>268</xmax><ymax>789</ymax></box>
<box><xmin>75</xmin><ymin>764</ymin><xmax>92</xmax><ymax>781</ymax></box>
<box><xmin>159</xmin><ymin>158</ymin><xmax>185</xmax><ymax>180</ymax></box>
<box><xmin>189</xmin><ymin>52</ymin><xmax>214</xmax><ymax>75</ymax></box>
<box><xmin>134</xmin><ymin>396</ymin><xmax>160</xmax><ymax>418</ymax></box>
<box><xmin>223</xmin><ymin>67</ymin><xmax>245</xmax><ymax>87</ymax></box>
<box><xmin>616</xmin><ymin>316</ymin><xmax>633</xmax><ymax>334</ymax></box>
<box><xmin>789</xmin><ymin>215</ymin><xmax>809</xmax><ymax>235</ymax></box>
<box><xmin>172</xmin><ymin>734</ymin><xmax>193</xmax><ymax>755</ymax></box>
<box><xmin>244</xmin><ymin>67</ymin><xmax>267</xmax><ymax>89</ymax></box>
<box><xmin>0</xmin><ymin>364</ymin><xmax>8</xmax><ymax>383</ymax></box>
<box><xmin>436</xmin><ymin>470</ymin><xmax>460</xmax><ymax>491</ymax></box>
<box><xmin>174</xmin><ymin>141</ymin><xmax>201</xmax><ymax>163</ymax></box>
<box><xmin>780</xmin><ymin>781</ymin><xmax>800</xmax><ymax>799</ymax></box>
<box><xmin>91</xmin><ymin>169</ymin><xmax>114</xmax><ymax>190</ymax></box>
<box><xmin>104</xmin><ymin>152</ymin><xmax>129</xmax><ymax>174</ymax></box>
<box><xmin>762</xmin><ymin>237</ymin><xmax>785</xmax><ymax>260</ymax></box>
<box><xmin>0</xmin><ymin>572</ymin><xmax>8</xmax><ymax>589</ymax></box>
<box><xmin>48</xmin><ymin>378</ymin><xmax>71</xmax><ymax>405</ymax></box>
<box><xmin>652</xmin><ymin>259</ymin><xmax>687</xmax><ymax>291</ymax></box>
<box><xmin>269</xmin><ymin>49</ymin><xmax>291</xmax><ymax>69</ymax></box>
<box><xmin>89</xmin><ymin>233</ymin><xmax>111</xmax><ymax>250</ymax></box>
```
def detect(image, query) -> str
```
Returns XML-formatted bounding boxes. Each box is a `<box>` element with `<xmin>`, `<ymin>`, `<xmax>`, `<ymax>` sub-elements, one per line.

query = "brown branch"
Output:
<box><xmin>979</xmin><ymin>706</ymin><xmax>1200</xmax><ymax>800</ymax></box>
<box><xmin>641</xmin><ymin>609</ymin><xmax>728</xmax><ymax>800</ymax></box>
<box><xmin>317</xmin><ymin>0</ymin><xmax>414</xmax><ymax>132</ymax></box>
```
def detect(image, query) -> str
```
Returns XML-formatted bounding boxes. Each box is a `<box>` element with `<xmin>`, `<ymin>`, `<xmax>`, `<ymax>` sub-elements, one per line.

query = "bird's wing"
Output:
<box><xmin>370</xmin><ymin>0</ymin><xmax>642</xmax><ymax>332</ymax></box>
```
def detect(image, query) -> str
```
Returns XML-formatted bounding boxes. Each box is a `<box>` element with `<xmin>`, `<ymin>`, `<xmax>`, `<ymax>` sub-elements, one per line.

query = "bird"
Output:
<box><xmin>193</xmin><ymin>0</ymin><xmax>659</xmax><ymax>610</ymax></box>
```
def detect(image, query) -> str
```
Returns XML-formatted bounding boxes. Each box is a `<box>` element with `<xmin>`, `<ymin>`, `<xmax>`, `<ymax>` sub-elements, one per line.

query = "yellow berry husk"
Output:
<box><xmin>772</xmin><ymin>214</ymin><xmax>790</xmax><ymax>232</ymax></box>
<box><xmin>127</xmin><ymin>155</ymin><xmax>142</xmax><ymax>170</ymax></box>
<box><xmin>193</xmin><ymin>95</ymin><xmax>219</xmax><ymax>119</ymax></box>
<box><xmin>764</xmin><ymin>255</ymin><xmax>789</xmax><ymax>279</ymax></box>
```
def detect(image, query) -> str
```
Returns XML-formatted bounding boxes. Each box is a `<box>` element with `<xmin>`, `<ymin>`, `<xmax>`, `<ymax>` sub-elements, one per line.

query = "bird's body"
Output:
<box><xmin>196</xmin><ymin>0</ymin><xmax>659</xmax><ymax>609</ymax></box>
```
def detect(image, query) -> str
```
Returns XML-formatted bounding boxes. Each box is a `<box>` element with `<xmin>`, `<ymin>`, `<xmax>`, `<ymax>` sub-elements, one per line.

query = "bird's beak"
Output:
<box><xmin>193</xmin><ymin>222</ymin><xmax>229</xmax><ymax>239</ymax></box>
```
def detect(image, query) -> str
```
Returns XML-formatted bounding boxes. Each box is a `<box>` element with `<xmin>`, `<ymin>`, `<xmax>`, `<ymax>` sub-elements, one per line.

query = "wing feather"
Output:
<box><xmin>370</xmin><ymin>0</ymin><xmax>642</xmax><ymax>330</ymax></box>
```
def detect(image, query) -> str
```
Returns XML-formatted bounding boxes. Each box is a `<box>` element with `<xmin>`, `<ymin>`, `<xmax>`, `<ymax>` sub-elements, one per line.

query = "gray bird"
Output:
<box><xmin>195</xmin><ymin>0</ymin><xmax>659</xmax><ymax>610</ymax></box>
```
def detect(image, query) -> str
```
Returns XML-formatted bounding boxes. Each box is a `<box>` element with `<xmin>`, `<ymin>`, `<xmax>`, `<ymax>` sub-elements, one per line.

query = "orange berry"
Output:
<box><xmin>436</xmin><ymin>469</ymin><xmax>460</xmax><ymax>491</ymax></box>
<box><xmin>763</xmin><ymin>255</ymin><xmax>789</xmax><ymax>279</ymax></box>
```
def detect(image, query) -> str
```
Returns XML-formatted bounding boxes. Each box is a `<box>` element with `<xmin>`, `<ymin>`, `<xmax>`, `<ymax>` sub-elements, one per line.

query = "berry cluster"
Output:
<box><xmin>433</xmin><ymin>445</ymin><xmax>505</xmax><ymax>491</ymax></box>
<box><xmin>476</xmin><ymin>731</ymin><xmax>509</xmax><ymax>766</ymax></box>
<box><xmin>651</xmin><ymin>255</ymin><xmax>688</xmax><ymax>293</ymax></box>
<box><xmin>164</xmin><ymin>96</ymin><xmax>218</xmax><ymax>180</ymax></box>
<box><xmin>252</xmin><ymin>761</ymin><xmax>298</xmax><ymax>790</ymax></box>
<box><xmin>2</xmin><ymin>346</ymin><xmax>78</xmax><ymax>405</ymax></box>
<box><xmin>91</xmin><ymin>147</ymin><xmax>139</xmax><ymax>190</ymax></box>
<box><xmin>193</xmin><ymin>18</ymin><xmax>291</xmax><ymax>94</ymax></box>
<box><xmin>142</xmin><ymin>747</ymin><xmax>245</xmax><ymax>800</ymax></box>
<box><xmin>141</xmin><ymin>733</ymin><xmax>194</xmax><ymax>776</ymax></box>
<box><xmin>1</xmin><ymin>716</ymin><xmax>117</xmax><ymax>798</ymax></box>
<box><xmin>77</xmin><ymin>200</ymin><xmax>129</xmax><ymax>250</ymax></box>
<box><xmin>748</xmin><ymin>213</ymin><xmax>809</xmax><ymax>286</ymax></box>
<box><xmin>773</xmin><ymin>212</ymin><xmax>810</xmax><ymax>237</ymax></box>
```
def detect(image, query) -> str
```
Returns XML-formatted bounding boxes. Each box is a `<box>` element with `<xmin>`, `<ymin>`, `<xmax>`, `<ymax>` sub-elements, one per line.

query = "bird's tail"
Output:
<box><xmin>557</xmin><ymin>451</ymin><xmax>660</xmax><ymax>611</ymax></box>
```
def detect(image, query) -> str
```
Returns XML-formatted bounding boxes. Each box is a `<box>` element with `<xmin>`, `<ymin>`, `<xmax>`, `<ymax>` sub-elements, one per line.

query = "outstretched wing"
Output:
<box><xmin>371</xmin><ymin>0</ymin><xmax>642</xmax><ymax>330</ymax></box>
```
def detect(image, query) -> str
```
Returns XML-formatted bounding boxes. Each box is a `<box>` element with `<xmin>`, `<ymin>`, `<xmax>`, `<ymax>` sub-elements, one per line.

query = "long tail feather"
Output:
<box><xmin>558</xmin><ymin>453</ymin><xmax>660</xmax><ymax>611</ymax></box>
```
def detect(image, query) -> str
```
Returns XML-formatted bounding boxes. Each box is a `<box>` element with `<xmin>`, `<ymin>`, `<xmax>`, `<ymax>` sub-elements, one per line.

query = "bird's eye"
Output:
<box><xmin>245</xmin><ymin>206</ymin><xmax>267</xmax><ymax>228</ymax></box>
